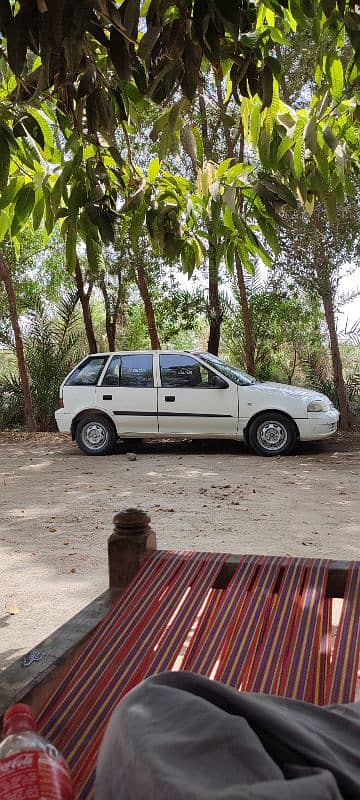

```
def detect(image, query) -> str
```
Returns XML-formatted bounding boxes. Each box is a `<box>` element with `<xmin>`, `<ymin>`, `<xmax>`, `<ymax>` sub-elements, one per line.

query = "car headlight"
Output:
<box><xmin>307</xmin><ymin>400</ymin><xmax>332</xmax><ymax>412</ymax></box>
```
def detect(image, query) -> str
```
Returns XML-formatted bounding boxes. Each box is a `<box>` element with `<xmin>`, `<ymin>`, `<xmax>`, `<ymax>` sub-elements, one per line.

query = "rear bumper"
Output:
<box><xmin>55</xmin><ymin>410</ymin><xmax>72</xmax><ymax>433</ymax></box>
<box><xmin>297</xmin><ymin>409</ymin><xmax>339</xmax><ymax>441</ymax></box>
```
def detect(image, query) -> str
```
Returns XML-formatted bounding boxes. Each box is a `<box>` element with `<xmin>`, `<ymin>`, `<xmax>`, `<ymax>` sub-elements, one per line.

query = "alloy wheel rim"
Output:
<box><xmin>257</xmin><ymin>421</ymin><xmax>288</xmax><ymax>452</ymax></box>
<box><xmin>82</xmin><ymin>422</ymin><xmax>108</xmax><ymax>450</ymax></box>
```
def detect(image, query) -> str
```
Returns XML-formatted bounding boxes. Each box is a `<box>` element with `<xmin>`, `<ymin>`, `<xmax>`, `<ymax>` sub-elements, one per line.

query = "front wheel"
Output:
<box><xmin>248</xmin><ymin>412</ymin><xmax>297</xmax><ymax>457</ymax></box>
<box><xmin>75</xmin><ymin>415</ymin><xmax>117</xmax><ymax>456</ymax></box>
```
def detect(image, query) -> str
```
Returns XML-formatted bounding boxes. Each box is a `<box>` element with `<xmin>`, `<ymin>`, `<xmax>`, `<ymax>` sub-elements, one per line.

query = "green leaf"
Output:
<box><xmin>314</xmin><ymin>63</ymin><xmax>322</xmax><ymax>86</ymax></box>
<box><xmin>78</xmin><ymin>210</ymin><xmax>99</xmax><ymax>243</ymax></box>
<box><xmin>293</xmin><ymin>136</ymin><xmax>304</xmax><ymax>178</ymax></box>
<box><xmin>27</xmin><ymin>108</ymin><xmax>54</xmax><ymax>151</ymax></box>
<box><xmin>261</xmin><ymin>65</ymin><xmax>273</xmax><ymax>110</ymax></box>
<box><xmin>216</xmin><ymin>158</ymin><xmax>233</xmax><ymax>178</ymax></box>
<box><xmin>0</xmin><ymin>135</ymin><xmax>10</xmax><ymax>192</ymax></box>
<box><xmin>65</xmin><ymin>222</ymin><xmax>78</xmax><ymax>272</ymax></box>
<box><xmin>0</xmin><ymin>210</ymin><xmax>10</xmax><ymax>242</ymax></box>
<box><xmin>86</xmin><ymin>235</ymin><xmax>105</xmax><ymax>274</ymax></box>
<box><xmin>180</xmin><ymin>124</ymin><xmax>198</xmax><ymax>167</ymax></box>
<box><xmin>181</xmin><ymin>242</ymin><xmax>196</xmax><ymax>276</ymax></box>
<box><xmin>304</xmin><ymin>117</ymin><xmax>318</xmax><ymax>154</ymax></box>
<box><xmin>11</xmin><ymin>184</ymin><xmax>35</xmax><ymax>236</ymax></box>
<box><xmin>258</xmin><ymin>127</ymin><xmax>271</xmax><ymax>167</ymax></box>
<box><xmin>236</xmin><ymin>243</ymin><xmax>255</xmax><ymax>276</ymax></box>
<box><xmin>6</xmin><ymin>12</ymin><xmax>28</xmax><ymax>76</ymax></box>
<box><xmin>0</xmin><ymin>178</ymin><xmax>22</xmax><ymax>211</ymax></box>
<box><xmin>97</xmin><ymin>212</ymin><xmax>115</xmax><ymax>246</ymax></box>
<box><xmin>43</xmin><ymin>186</ymin><xmax>54</xmax><ymax>234</ymax></box>
<box><xmin>148</xmin><ymin>157</ymin><xmax>160</xmax><ymax>183</ymax></box>
<box><xmin>223</xmin><ymin>205</ymin><xmax>235</xmax><ymax>230</ymax></box>
<box><xmin>322</xmin><ymin>125</ymin><xmax>339</xmax><ymax>152</ymax></box>
<box><xmin>110</xmin><ymin>26</ymin><xmax>131</xmax><ymax>81</ymax></box>
<box><xmin>32</xmin><ymin>195</ymin><xmax>45</xmax><ymax>231</ymax></box>
<box><xmin>266</xmin><ymin>78</ymin><xmax>280</xmax><ymax>131</ymax></box>
<box><xmin>334</xmin><ymin>143</ymin><xmax>346</xmax><ymax>183</ymax></box>
<box><xmin>50</xmin><ymin>177</ymin><xmax>62</xmax><ymax>214</ymax></box>
<box><xmin>329</xmin><ymin>57</ymin><xmax>344</xmax><ymax>102</ymax></box>
<box><xmin>250</xmin><ymin>104</ymin><xmax>261</xmax><ymax>150</ymax></box>
<box><xmin>130</xmin><ymin>205</ymin><xmax>146</xmax><ymax>250</ymax></box>
<box><xmin>252</xmin><ymin>210</ymin><xmax>279</xmax><ymax>254</ymax></box>
<box><xmin>277</xmin><ymin>136</ymin><xmax>293</xmax><ymax>161</ymax></box>
<box><xmin>323</xmin><ymin>191</ymin><xmax>337</xmax><ymax>223</ymax></box>
<box><xmin>191</xmin><ymin>125</ymin><xmax>204</xmax><ymax>165</ymax></box>
<box><xmin>60</xmin><ymin>160</ymin><xmax>74</xmax><ymax>201</ymax></box>
<box><xmin>225</xmin><ymin>240</ymin><xmax>235</xmax><ymax>272</ymax></box>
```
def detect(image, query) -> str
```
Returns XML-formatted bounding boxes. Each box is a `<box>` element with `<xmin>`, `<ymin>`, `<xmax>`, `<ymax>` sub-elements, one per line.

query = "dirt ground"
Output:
<box><xmin>1</xmin><ymin>430</ymin><xmax>360</xmax><ymax>671</ymax></box>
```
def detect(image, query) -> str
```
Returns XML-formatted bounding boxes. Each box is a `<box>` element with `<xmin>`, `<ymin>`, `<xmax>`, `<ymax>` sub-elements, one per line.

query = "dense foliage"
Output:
<box><xmin>0</xmin><ymin>1</ymin><xmax>359</xmax><ymax>430</ymax></box>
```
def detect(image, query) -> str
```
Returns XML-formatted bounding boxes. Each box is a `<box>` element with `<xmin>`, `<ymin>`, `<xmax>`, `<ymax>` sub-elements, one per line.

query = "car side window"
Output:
<box><xmin>121</xmin><ymin>354</ymin><xmax>154</xmax><ymax>387</ymax></box>
<box><xmin>102</xmin><ymin>356</ymin><xmax>121</xmax><ymax>387</ymax></box>
<box><xmin>160</xmin><ymin>355</ymin><xmax>217</xmax><ymax>388</ymax></box>
<box><xmin>102</xmin><ymin>354</ymin><xmax>154</xmax><ymax>387</ymax></box>
<box><xmin>66</xmin><ymin>356</ymin><xmax>108</xmax><ymax>386</ymax></box>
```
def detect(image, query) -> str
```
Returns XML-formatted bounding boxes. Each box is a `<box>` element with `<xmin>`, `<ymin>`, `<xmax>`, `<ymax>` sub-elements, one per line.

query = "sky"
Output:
<box><xmin>179</xmin><ymin>261</ymin><xmax>360</xmax><ymax>341</ymax></box>
<box><xmin>337</xmin><ymin>270</ymin><xmax>360</xmax><ymax>336</ymax></box>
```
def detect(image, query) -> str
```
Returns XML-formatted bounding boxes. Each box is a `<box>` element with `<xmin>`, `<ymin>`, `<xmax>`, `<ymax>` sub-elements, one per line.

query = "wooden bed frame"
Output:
<box><xmin>0</xmin><ymin>508</ymin><xmax>353</xmax><ymax>721</ymax></box>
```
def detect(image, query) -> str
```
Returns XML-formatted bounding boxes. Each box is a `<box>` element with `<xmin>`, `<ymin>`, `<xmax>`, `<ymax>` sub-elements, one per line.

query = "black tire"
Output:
<box><xmin>248</xmin><ymin>412</ymin><xmax>297</xmax><ymax>457</ymax></box>
<box><xmin>75</xmin><ymin>414</ymin><xmax>117</xmax><ymax>456</ymax></box>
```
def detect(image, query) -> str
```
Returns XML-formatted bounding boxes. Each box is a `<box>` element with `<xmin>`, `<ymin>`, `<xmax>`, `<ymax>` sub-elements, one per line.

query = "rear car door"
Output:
<box><xmin>157</xmin><ymin>354</ymin><xmax>238</xmax><ymax>437</ymax></box>
<box><xmin>62</xmin><ymin>355</ymin><xmax>110</xmax><ymax>417</ymax></box>
<box><xmin>95</xmin><ymin>353</ymin><xmax>158</xmax><ymax>435</ymax></box>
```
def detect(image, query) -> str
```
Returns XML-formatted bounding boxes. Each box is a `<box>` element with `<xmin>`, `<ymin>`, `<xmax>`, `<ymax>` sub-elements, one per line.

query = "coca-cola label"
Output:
<box><xmin>0</xmin><ymin>750</ymin><xmax>73</xmax><ymax>799</ymax></box>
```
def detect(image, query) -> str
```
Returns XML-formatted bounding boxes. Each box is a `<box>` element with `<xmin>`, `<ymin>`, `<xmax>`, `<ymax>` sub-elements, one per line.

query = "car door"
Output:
<box><xmin>95</xmin><ymin>353</ymin><xmax>158</xmax><ymax>435</ymax></box>
<box><xmin>157</xmin><ymin>353</ymin><xmax>238</xmax><ymax>437</ymax></box>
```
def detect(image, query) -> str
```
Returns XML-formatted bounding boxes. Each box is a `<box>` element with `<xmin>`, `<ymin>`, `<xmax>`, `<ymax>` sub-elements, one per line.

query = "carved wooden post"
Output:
<box><xmin>108</xmin><ymin>508</ymin><xmax>157</xmax><ymax>590</ymax></box>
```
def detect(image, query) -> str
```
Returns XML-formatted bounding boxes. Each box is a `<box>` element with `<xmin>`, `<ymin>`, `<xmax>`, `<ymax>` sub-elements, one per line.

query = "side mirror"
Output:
<box><xmin>212</xmin><ymin>374</ymin><xmax>228</xmax><ymax>389</ymax></box>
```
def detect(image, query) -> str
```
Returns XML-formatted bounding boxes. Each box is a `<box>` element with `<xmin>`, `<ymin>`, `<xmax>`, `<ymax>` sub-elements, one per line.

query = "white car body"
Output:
<box><xmin>55</xmin><ymin>350</ymin><xmax>339</xmax><ymax>456</ymax></box>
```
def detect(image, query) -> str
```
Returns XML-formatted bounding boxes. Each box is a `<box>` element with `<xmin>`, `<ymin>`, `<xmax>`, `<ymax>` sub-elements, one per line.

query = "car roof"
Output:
<box><xmin>86</xmin><ymin>350</ymin><xmax>203</xmax><ymax>357</ymax></box>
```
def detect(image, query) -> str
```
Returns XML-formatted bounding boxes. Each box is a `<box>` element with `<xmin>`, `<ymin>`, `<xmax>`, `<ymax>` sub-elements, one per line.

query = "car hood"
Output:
<box><xmin>253</xmin><ymin>381</ymin><xmax>331</xmax><ymax>404</ymax></box>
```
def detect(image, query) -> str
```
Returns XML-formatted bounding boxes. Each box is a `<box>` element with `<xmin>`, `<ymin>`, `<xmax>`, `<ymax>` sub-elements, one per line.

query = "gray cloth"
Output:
<box><xmin>94</xmin><ymin>671</ymin><xmax>360</xmax><ymax>800</ymax></box>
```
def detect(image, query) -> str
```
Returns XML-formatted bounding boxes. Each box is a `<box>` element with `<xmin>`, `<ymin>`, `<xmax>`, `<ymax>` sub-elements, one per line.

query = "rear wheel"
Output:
<box><xmin>75</xmin><ymin>415</ymin><xmax>116</xmax><ymax>456</ymax></box>
<box><xmin>248</xmin><ymin>412</ymin><xmax>297</xmax><ymax>457</ymax></box>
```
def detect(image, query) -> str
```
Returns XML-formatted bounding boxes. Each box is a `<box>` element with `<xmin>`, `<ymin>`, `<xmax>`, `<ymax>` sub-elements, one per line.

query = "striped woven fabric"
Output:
<box><xmin>37</xmin><ymin>552</ymin><xmax>360</xmax><ymax>800</ymax></box>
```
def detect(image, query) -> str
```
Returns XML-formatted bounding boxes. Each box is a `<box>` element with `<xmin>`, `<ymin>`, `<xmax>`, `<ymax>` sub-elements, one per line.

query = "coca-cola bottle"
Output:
<box><xmin>0</xmin><ymin>704</ymin><xmax>73</xmax><ymax>799</ymax></box>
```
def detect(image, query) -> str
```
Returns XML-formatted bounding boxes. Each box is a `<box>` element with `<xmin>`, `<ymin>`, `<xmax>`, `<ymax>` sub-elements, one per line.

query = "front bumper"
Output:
<box><xmin>55</xmin><ymin>409</ymin><xmax>72</xmax><ymax>433</ymax></box>
<box><xmin>297</xmin><ymin>408</ymin><xmax>339</xmax><ymax>441</ymax></box>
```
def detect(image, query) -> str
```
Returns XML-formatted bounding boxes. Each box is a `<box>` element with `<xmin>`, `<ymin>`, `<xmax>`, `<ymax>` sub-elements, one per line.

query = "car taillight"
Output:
<box><xmin>58</xmin><ymin>397</ymin><xmax>64</xmax><ymax>409</ymax></box>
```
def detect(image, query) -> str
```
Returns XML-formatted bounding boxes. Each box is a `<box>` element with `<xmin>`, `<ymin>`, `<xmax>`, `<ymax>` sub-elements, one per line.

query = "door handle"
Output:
<box><xmin>103</xmin><ymin>395</ymin><xmax>112</xmax><ymax>400</ymax></box>
<box><xmin>165</xmin><ymin>395</ymin><xmax>175</xmax><ymax>402</ymax></box>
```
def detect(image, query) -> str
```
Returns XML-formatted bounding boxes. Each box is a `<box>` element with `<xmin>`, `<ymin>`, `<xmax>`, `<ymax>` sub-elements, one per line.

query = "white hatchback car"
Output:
<box><xmin>55</xmin><ymin>350</ymin><xmax>339</xmax><ymax>457</ymax></box>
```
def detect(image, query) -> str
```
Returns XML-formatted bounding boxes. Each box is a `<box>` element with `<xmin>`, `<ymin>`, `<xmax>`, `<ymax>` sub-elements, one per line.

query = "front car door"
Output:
<box><xmin>157</xmin><ymin>353</ymin><xmax>238</xmax><ymax>437</ymax></box>
<box><xmin>95</xmin><ymin>353</ymin><xmax>158</xmax><ymax>436</ymax></box>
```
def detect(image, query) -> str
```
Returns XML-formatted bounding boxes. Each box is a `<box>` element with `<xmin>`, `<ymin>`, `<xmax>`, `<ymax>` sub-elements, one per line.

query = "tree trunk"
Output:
<box><xmin>207</xmin><ymin>234</ymin><xmax>222</xmax><ymax>355</ymax></box>
<box><xmin>74</xmin><ymin>257</ymin><xmax>97</xmax><ymax>353</ymax></box>
<box><xmin>135</xmin><ymin>260</ymin><xmax>161</xmax><ymax>349</ymax></box>
<box><xmin>235</xmin><ymin>253</ymin><xmax>256</xmax><ymax>374</ymax></box>
<box><xmin>0</xmin><ymin>251</ymin><xmax>37</xmax><ymax>431</ymax></box>
<box><xmin>100</xmin><ymin>279</ymin><xmax>116</xmax><ymax>350</ymax></box>
<box><xmin>321</xmin><ymin>281</ymin><xmax>351</xmax><ymax>430</ymax></box>
<box><xmin>199</xmin><ymin>85</ymin><xmax>223</xmax><ymax>356</ymax></box>
<box><xmin>217</xmin><ymin>80</ymin><xmax>256</xmax><ymax>375</ymax></box>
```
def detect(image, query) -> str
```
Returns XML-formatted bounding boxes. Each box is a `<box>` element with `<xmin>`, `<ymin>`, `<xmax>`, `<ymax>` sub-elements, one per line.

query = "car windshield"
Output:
<box><xmin>197</xmin><ymin>353</ymin><xmax>256</xmax><ymax>386</ymax></box>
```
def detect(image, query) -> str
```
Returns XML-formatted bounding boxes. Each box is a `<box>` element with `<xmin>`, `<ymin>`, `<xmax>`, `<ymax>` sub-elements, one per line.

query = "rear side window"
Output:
<box><xmin>102</xmin><ymin>354</ymin><xmax>154</xmax><ymax>388</ymax></box>
<box><xmin>66</xmin><ymin>356</ymin><xmax>108</xmax><ymax>386</ymax></box>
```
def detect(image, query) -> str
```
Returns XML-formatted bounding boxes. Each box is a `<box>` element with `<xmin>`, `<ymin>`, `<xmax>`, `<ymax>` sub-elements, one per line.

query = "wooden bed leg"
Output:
<box><xmin>108</xmin><ymin>508</ymin><xmax>157</xmax><ymax>590</ymax></box>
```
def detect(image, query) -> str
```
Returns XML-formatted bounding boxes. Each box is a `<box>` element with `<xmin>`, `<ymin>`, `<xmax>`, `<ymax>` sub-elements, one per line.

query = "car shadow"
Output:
<box><xmin>113</xmin><ymin>437</ymin><xmax>333</xmax><ymax>458</ymax></box>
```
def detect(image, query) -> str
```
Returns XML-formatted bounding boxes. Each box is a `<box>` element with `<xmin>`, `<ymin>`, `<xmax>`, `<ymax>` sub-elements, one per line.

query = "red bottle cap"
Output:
<box><xmin>2</xmin><ymin>704</ymin><xmax>37</xmax><ymax>737</ymax></box>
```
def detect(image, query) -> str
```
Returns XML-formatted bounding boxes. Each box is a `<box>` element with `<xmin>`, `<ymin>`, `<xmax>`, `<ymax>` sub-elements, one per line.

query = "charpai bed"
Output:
<box><xmin>1</xmin><ymin>508</ymin><xmax>359</xmax><ymax>799</ymax></box>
